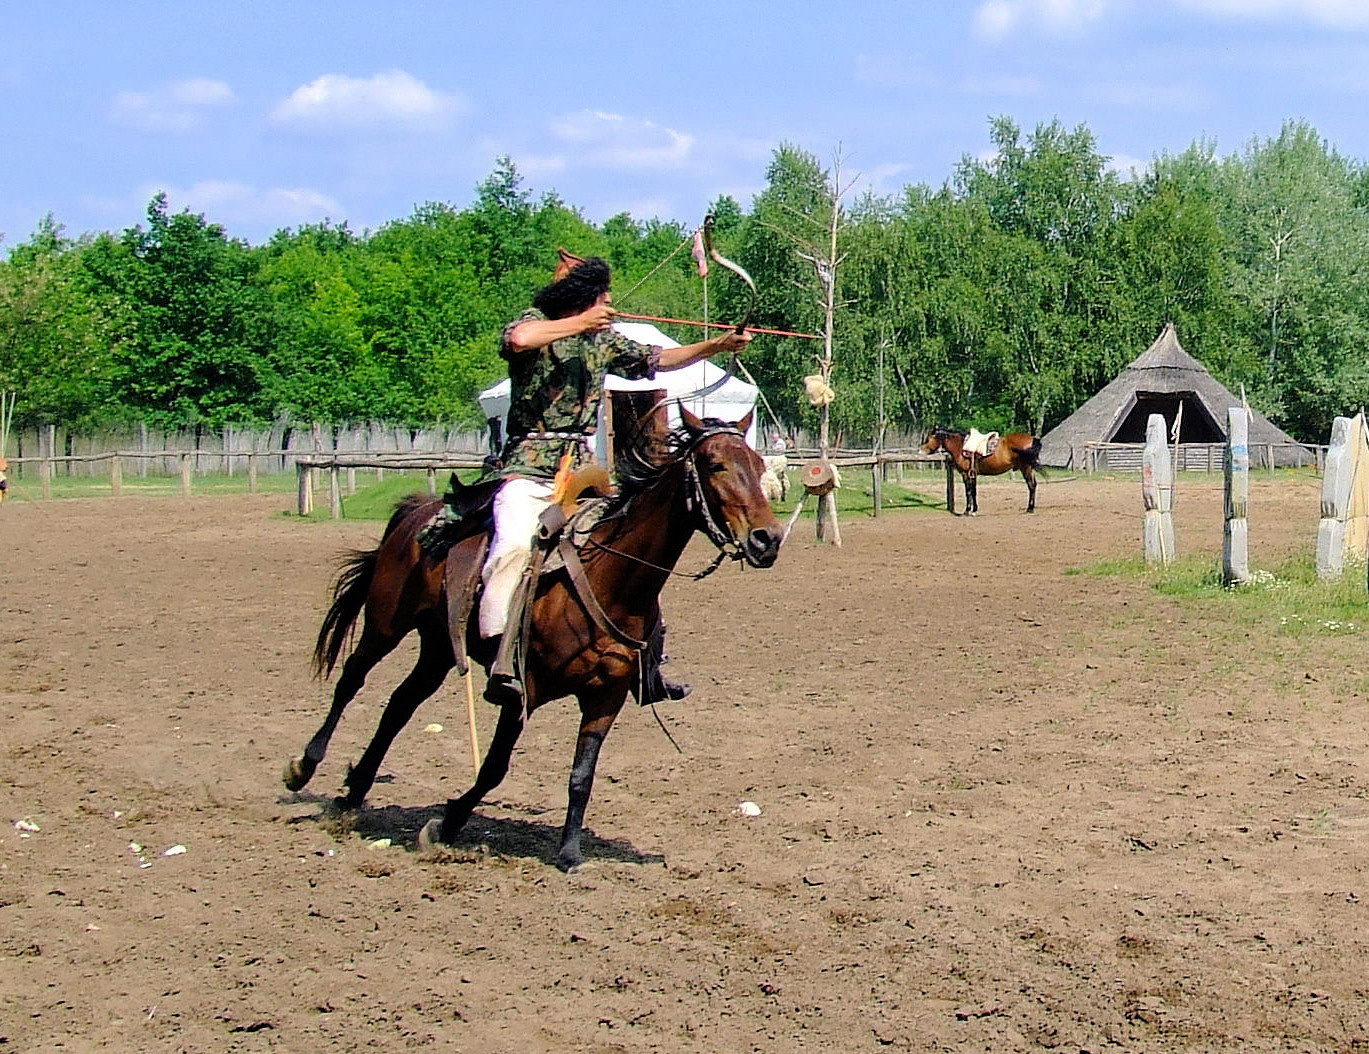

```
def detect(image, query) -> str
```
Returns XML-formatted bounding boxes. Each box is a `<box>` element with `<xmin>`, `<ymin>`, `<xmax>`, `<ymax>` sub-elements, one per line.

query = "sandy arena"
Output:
<box><xmin>4</xmin><ymin>472</ymin><xmax>1369</xmax><ymax>1052</ymax></box>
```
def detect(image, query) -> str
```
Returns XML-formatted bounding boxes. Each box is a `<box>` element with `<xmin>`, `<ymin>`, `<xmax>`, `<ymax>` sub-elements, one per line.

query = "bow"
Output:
<box><xmin>701</xmin><ymin>213</ymin><xmax>757</xmax><ymax>334</ymax></box>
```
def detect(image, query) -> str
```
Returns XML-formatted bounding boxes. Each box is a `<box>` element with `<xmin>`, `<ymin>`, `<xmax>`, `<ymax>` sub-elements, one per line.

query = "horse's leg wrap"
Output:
<box><xmin>558</xmin><ymin>730</ymin><xmax>606</xmax><ymax>872</ymax></box>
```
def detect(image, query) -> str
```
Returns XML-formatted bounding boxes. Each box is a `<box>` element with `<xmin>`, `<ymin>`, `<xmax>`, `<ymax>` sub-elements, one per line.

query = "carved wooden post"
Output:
<box><xmin>1223</xmin><ymin>407</ymin><xmax>1252</xmax><ymax>586</ymax></box>
<box><xmin>1316</xmin><ymin>414</ymin><xmax>1369</xmax><ymax>580</ymax></box>
<box><xmin>1142</xmin><ymin>414</ymin><xmax>1175</xmax><ymax>567</ymax></box>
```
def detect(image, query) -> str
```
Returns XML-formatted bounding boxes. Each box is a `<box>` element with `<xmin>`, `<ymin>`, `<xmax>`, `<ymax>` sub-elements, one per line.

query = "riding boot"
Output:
<box><xmin>633</xmin><ymin>620</ymin><xmax>693</xmax><ymax>705</ymax></box>
<box><xmin>483</xmin><ymin>567</ymin><xmax>535</xmax><ymax>707</ymax></box>
<box><xmin>483</xmin><ymin>631</ymin><xmax>524</xmax><ymax>707</ymax></box>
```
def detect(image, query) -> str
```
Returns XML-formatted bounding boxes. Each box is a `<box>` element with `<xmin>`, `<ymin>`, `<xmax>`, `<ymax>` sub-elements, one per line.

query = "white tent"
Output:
<box><xmin>477</xmin><ymin>321</ymin><xmax>759</xmax><ymax>464</ymax></box>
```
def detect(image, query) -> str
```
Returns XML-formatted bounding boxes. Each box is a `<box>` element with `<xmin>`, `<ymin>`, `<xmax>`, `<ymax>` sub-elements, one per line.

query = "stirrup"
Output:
<box><xmin>483</xmin><ymin>672</ymin><xmax>524</xmax><ymax>707</ymax></box>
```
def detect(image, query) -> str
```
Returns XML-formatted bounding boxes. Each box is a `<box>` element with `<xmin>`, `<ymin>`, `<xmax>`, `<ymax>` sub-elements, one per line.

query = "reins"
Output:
<box><xmin>556</xmin><ymin>423</ymin><xmax>749</xmax><ymax>651</ymax></box>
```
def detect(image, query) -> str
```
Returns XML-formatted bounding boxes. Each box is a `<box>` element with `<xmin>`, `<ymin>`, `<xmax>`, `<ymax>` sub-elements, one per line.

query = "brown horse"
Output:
<box><xmin>285</xmin><ymin>406</ymin><xmax>781</xmax><ymax>872</ymax></box>
<box><xmin>921</xmin><ymin>428</ymin><xmax>1042</xmax><ymax>514</ymax></box>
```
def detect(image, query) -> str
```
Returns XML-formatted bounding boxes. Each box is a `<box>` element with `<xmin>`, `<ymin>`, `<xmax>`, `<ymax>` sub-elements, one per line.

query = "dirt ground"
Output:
<box><xmin>4</xmin><ymin>471</ymin><xmax>1369</xmax><ymax>1052</ymax></box>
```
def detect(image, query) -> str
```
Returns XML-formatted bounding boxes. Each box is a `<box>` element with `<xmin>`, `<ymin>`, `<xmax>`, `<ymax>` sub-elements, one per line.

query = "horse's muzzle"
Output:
<box><xmin>743</xmin><ymin>527</ymin><xmax>780</xmax><ymax>568</ymax></box>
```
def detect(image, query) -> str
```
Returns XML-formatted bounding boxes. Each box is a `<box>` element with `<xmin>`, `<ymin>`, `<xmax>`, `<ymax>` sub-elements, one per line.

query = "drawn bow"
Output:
<box><xmin>700</xmin><ymin>212</ymin><xmax>757</xmax><ymax>334</ymax></box>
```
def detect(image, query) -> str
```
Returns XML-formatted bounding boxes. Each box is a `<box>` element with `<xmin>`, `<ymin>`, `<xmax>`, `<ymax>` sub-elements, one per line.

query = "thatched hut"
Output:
<box><xmin>1039</xmin><ymin>324</ymin><xmax>1313</xmax><ymax>470</ymax></box>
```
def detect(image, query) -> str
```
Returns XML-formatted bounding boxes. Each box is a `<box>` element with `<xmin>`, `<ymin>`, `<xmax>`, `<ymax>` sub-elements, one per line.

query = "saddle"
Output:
<box><xmin>964</xmin><ymin>428</ymin><xmax>1000</xmax><ymax>459</ymax></box>
<box><xmin>419</xmin><ymin>468</ymin><xmax>615</xmax><ymax>679</ymax></box>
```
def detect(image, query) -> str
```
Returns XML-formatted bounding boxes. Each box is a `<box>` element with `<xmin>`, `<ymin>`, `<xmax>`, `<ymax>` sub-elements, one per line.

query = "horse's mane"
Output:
<box><xmin>612</xmin><ymin>417</ymin><xmax>735</xmax><ymax>502</ymax></box>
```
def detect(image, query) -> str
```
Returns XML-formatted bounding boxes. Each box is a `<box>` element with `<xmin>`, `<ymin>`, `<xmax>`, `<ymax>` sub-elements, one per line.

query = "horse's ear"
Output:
<box><xmin>678</xmin><ymin>402</ymin><xmax>704</xmax><ymax>432</ymax></box>
<box><xmin>736</xmin><ymin>408</ymin><xmax>754</xmax><ymax>435</ymax></box>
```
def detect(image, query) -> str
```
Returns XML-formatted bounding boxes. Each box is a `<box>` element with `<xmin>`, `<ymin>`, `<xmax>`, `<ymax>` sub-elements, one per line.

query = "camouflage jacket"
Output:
<box><xmin>494</xmin><ymin>309</ymin><xmax>661</xmax><ymax>480</ymax></box>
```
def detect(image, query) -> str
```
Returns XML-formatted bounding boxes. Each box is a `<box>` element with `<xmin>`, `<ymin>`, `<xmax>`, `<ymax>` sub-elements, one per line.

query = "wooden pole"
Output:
<box><xmin>1142</xmin><ymin>414</ymin><xmax>1175</xmax><ymax>567</ymax></box>
<box><xmin>110</xmin><ymin>455</ymin><xmax>122</xmax><ymax>497</ymax></box>
<box><xmin>1222</xmin><ymin>407</ymin><xmax>1252</xmax><ymax>586</ymax></box>
<box><xmin>944</xmin><ymin>458</ymin><xmax>956</xmax><ymax>514</ymax></box>
<box><xmin>463</xmin><ymin>666</ymin><xmax>481</xmax><ymax>777</ymax></box>
<box><xmin>247</xmin><ymin>451</ymin><xmax>258</xmax><ymax>494</ymax></box>
<box><xmin>179</xmin><ymin>453</ymin><xmax>192</xmax><ymax>496</ymax></box>
<box><xmin>1316</xmin><ymin>415</ymin><xmax>1355</xmax><ymax>580</ymax></box>
<box><xmin>297</xmin><ymin>464</ymin><xmax>314</xmax><ymax>516</ymax></box>
<box><xmin>329</xmin><ymin>466</ymin><xmax>342</xmax><ymax>519</ymax></box>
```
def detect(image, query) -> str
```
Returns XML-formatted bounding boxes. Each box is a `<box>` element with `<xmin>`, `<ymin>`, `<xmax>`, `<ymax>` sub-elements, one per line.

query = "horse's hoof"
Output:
<box><xmin>417</xmin><ymin>818</ymin><xmax>447</xmax><ymax>850</ymax></box>
<box><xmin>556</xmin><ymin>850</ymin><xmax>585</xmax><ymax>873</ymax></box>
<box><xmin>283</xmin><ymin>757</ymin><xmax>312</xmax><ymax>792</ymax></box>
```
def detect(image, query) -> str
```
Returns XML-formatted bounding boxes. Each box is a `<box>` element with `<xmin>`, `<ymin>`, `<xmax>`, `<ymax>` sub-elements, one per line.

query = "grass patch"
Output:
<box><xmin>1073</xmin><ymin>551</ymin><xmax>1367</xmax><ymax>636</ymax></box>
<box><xmin>3</xmin><ymin>471</ymin><xmax>299</xmax><ymax>501</ymax></box>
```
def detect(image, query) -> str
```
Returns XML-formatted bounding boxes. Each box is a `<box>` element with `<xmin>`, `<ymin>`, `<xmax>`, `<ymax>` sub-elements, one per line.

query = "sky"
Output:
<box><xmin>5</xmin><ymin>0</ymin><xmax>1369</xmax><ymax>250</ymax></box>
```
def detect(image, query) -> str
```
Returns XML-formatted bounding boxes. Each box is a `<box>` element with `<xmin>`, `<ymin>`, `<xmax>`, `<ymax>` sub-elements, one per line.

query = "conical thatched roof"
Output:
<box><xmin>1039</xmin><ymin>323</ymin><xmax>1312</xmax><ymax>468</ymax></box>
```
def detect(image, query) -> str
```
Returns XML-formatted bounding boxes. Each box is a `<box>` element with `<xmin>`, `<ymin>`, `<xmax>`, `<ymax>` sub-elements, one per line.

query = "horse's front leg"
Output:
<box><xmin>420</xmin><ymin>700</ymin><xmax>526</xmax><ymax>847</ymax></box>
<box><xmin>965</xmin><ymin>470</ymin><xmax>978</xmax><ymax>516</ymax></box>
<box><xmin>558</xmin><ymin>693</ymin><xmax>626</xmax><ymax>873</ymax></box>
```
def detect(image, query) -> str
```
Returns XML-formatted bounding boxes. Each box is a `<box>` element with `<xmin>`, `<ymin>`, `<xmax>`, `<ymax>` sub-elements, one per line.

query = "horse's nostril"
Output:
<box><xmin>748</xmin><ymin>528</ymin><xmax>779</xmax><ymax>559</ymax></box>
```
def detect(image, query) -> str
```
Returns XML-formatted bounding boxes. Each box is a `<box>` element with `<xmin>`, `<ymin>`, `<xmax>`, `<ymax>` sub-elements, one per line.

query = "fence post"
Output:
<box><xmin>1142</xmin><ymin>414</ymin><xmax>1175</xmax><ymax>567</ymax></box>
<box><xmin>329</xmin><ymin>465</ymin><xmax>342</xmax><ymax>519</ymax></box>
<box><xmin>427</xmin><ymin>468</ymin><xmax>438</xmax><ymax>497</ymax></box>
<box><xmin>247</xmin><ymin>451</ymin><xmax>258</xmax><ymax>494</ymax></box>
<box><xmin>110</xmin><ymin>455</ymin><xmax>122</xmax><ymax>497</ymax></box>
<box><xmin>179</xmin><ymin>453</ymin><xmax>192</xmax><ymax>496</ymax></box>
<box><xmin>944</xmin><ymin>458</ymin><xmax>956</xmax><ymax>514</ymax></box>
<box><xmin>872</xmin><ymin>458</ymin><xmax>882</xmax><ymax>517</ymax></box>
<box><xmin>1223</xmin><ymin>407</ymin><xmax>1252</xmax><ymax>586</ymax></box>
<box><xmin>297</xmin><ymin>464</ymin><xmax>314</xmax><ymax>516</ymax></box>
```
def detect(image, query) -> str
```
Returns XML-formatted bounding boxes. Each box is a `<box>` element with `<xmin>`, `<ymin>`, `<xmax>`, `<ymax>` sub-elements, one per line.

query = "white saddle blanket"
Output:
<box><xmin>964</xmin><ymin>428</ymin><xmax>999</xmax><ymax>457</ymax></box>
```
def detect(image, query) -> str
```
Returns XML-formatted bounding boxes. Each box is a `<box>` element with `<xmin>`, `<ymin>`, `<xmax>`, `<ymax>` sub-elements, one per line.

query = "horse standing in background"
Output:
<box><xmin>921</xmin><ymin>428</ymin><xmax>1042</xmax><ymax>515</ymax></box>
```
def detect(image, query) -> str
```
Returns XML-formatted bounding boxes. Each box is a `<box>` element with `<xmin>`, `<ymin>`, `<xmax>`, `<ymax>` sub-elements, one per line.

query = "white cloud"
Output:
<box><xmin>110</xmin><ymin>77</ymin><xmax>235</xmax><ymax>132</ymax></box>
<box><xmin>550</xmin><ymin>110</ymin><xmax>695</xmax><ymax>170</ymax></box>
<box><xmin>272</xmin><ymin>70</ymin><xmax>467</xmax><ymax>130</ymax></box>
<box><xmin>157</xmin><ymin>180</ymin><xmax>344</xmax><ymax>230</ymax></box>
<box><xmin>1173</xmin><ymin>0</ymin><xmax>1369</xmax><ymax>29</ymax></box>
<box><xmin>973</xmin><ymin>0</ymin><xmax>1109</xmax><ymax>39</ymax></box>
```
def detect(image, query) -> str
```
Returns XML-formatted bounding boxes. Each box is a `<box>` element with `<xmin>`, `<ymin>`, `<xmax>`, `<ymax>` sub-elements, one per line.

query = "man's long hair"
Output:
<box><xmin>532</xmin><ymin>257</ymin><xmax>611</xmax><ymax>319</ymax></box>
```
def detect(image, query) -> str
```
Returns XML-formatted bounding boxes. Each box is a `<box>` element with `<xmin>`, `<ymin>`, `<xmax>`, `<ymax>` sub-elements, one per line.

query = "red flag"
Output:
<box><xmin>691</xmin><ymin>228</ymin><xmax>709</xmax><ymax>278</ymax></box>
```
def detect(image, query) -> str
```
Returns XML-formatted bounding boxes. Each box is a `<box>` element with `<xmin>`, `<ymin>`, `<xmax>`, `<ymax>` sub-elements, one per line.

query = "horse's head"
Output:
<box><xmin>920</xmin><ymin>430</ymin><xmax>944</xmax><ymax>454</ymax></box>
<box><xmin>677</xmin><ymin>405</ymin><xmax>781</xmax><ymax>568</ymax></box>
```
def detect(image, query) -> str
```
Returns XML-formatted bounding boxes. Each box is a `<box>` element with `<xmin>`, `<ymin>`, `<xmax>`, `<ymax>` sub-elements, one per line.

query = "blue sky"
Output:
<box><xmin>5</xmin><ymin>0</ymin><xmax>1369</xmax><ymax>249</ymax></box>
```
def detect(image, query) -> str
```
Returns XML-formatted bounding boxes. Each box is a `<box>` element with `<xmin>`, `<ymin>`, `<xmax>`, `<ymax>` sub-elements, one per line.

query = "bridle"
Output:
<box><xmin>588</xmin><ymin>421</ymin><xmax>750</xmax><ymax>580</ymax></box>
<box><xmin>552</xmin><ymin>422</ymin><xmax>751</xmax><ymax>663</ymax></box>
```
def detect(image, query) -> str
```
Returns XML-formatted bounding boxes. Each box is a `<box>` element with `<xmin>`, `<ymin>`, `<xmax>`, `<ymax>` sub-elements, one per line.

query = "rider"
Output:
<box><xmin>481</xmin><ymin>249</ymin><xmax>752</xmax><ymax>706</ymax></box>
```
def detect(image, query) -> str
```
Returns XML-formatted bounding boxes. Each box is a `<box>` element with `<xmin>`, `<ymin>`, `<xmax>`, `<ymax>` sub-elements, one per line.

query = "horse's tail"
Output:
<box><xmin>1020</xmin><ymin>436</ymin><xmax>1044</xmax><ymax>472</ymax></box>
<box><xmin>312</xmin><ymin>495</ymin><xmax>429</xmax><ymax>679</ymax></box>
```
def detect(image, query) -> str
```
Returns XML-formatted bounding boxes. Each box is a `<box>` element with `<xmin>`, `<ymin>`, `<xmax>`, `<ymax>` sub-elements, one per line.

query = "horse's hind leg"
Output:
<box><xmin>420</xmin><ymin>701</ymin><xmax>525</xmax><ymax>847</ymax></box>
<box><xmin>557</xmin><ymin>694</ymin><xmax>626</xmax><ymax>873</ymax></box>
<box><xmin>1023</xmin><ymin>465</ymin><xmax>1037</xmax><ymax>512</ymax></box>
<box><xmin>284</xmin><ymin>623</ymin><xmax>402</xmax><ymax>792</ymax></box>
<box><xmin>965</xmin><ymin>472</ymin><xmax>978</xmax><ymax>516</ymax></box>
<box><xmin>336</xmin><ymin>623</ymin><xmax>454</xmax><ymax>809</ymax></box>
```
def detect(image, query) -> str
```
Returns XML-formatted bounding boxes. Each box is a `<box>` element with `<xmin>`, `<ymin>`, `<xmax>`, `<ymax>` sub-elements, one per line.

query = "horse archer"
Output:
<box><xmin>287</xmin><ymin>403</ymin><xmax>781</xmax><ymax>877</ymax></box>
<box><xmin>921</xmin><ymin>427</ymin><xmax>1042</xmax><ymax>514</ymax></box>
